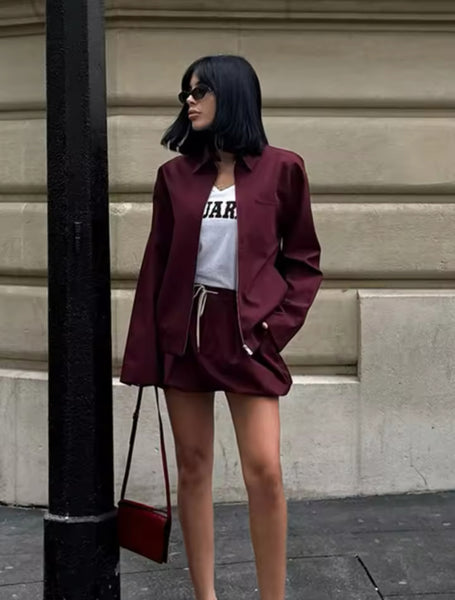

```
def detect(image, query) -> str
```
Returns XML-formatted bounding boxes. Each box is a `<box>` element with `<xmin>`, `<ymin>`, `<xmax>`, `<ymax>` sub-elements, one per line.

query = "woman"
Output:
<box><xmin>121</xmin><ymin>55</ymin><xmax>322</xmax><ymax>600</ymax></box>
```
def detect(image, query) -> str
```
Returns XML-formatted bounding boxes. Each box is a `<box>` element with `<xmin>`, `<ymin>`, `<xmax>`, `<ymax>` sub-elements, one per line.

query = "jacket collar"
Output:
<box><xmin>191</xmin><ymin>147</ymin><xmax>264</xmax><ymax>173</ymax></box>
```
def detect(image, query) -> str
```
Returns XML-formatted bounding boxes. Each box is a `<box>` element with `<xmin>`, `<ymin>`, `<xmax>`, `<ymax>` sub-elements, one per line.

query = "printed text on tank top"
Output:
<box><xmin>194</xmin><ymin>185</ymin><xmax>238</xmax><ymax>291</ymax></box>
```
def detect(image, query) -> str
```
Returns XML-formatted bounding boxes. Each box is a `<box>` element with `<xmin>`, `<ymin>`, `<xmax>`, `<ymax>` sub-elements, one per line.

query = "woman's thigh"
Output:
<box><xmin>225</xmin><ymin>392</ymin><xmax>282</xmax><ymax>482</ymax></box>
<box><xmin>164</xmin><ymin>387</ymin><xmax>216</xmax><ymax>472</ymax></box>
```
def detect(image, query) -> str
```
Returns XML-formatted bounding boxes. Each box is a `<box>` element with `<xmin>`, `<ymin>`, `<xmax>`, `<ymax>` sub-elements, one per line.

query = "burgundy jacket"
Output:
<box><xmin>120</xmin><ymin>144</ymin><xmax>322</xmax><ymax>386</ymax></box>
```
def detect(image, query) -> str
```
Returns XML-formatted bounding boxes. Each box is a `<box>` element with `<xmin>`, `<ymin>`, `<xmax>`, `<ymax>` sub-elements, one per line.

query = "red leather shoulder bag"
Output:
<box><xmin>117</xmin><ymin>386</ymin><xmax>172</xmax><ymax>563</ymax></box>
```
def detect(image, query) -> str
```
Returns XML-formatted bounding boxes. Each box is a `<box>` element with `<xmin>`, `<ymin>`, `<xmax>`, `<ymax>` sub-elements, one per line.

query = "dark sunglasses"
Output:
<box><xmin>178</xmin><ymin>84</ymin><xmax>212</xmax><ymax>105</ymax></box>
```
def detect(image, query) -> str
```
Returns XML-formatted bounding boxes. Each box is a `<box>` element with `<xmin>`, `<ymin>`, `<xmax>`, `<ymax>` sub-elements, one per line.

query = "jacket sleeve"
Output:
<box><xmin>266</xmin><ymin>156</ymin><xmax>323</xmax><ymax>352</ymax></box>
<box><xmin>120</xmin><ymin>167</ymin><xmax>173</xmax><ymax>385</ymax></box>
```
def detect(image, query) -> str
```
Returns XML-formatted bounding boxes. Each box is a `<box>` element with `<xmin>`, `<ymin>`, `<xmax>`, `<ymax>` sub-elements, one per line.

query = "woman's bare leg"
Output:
<box><xmin>164</xmin><ymin>387</ymin><xmax>217</xmax><ymax>600</ymax></box>
<box><xmin>226</xmin><ymin>392</ymin><xmax>287</xmax><ymax>600</ymax></box>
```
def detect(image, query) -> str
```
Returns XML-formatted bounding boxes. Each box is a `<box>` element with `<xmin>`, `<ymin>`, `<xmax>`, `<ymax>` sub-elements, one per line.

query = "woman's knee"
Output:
<box><xmin>176</xmin><ymin>444</ymin><xmax>213</xmax><ymax>487</ymax></box>
<box><xmin>243</xmin><ymin>458</ymin><xmax>283</xmax><ymax>498</ymax></box>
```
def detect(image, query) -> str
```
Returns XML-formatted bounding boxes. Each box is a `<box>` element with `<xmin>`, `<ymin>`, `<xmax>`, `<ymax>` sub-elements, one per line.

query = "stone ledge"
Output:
<box><xmin>357</xmin><ymin>290</ymin><xmax>455</xmax><ymax>495</ymax></box>
<box><xmin>1</xmin><ymin>201</ymin><xmax>455</xmax><ymax>279</ymax></box>
<box><xmin>3</xmin><ymin>28</ymin><xmax>455</xmax><ymax>111</ymax></box>
<box><xmin>3</xmin><ymin>116</ymin><xmax>455</xmax><ymax>193</ymax></box>
<box><xmin>0</xmin><ymin>285</ymin><xmax>354</xmax><ymax>366</ymax></box>
<box><xmin>104</xmin><ymin>0</ymin><xmax>455</xmax><ymax>15</ymax></box>
<box><xmin>106</xmin><ymin>28</ymin><xmax>455</xmax><ymax>108</ymax></box>
<box><xmin>1</xmin><ymin>1</ymin><xmax>455</xmax><ymax>29</ymax></box>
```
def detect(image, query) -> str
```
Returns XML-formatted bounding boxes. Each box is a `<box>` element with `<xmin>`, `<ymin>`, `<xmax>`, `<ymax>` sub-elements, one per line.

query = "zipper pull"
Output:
<box><xmin>242</xmin><ymin>343</ymin><xmax>253</xmax><ymax>356</ymax></box>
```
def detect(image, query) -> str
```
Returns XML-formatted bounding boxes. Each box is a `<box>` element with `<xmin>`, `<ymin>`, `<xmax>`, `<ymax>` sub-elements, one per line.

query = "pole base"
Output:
<box><xmin>43</xmin><ymin>512</ymin><xmax>120</xmax><ymax>600</ymax></box>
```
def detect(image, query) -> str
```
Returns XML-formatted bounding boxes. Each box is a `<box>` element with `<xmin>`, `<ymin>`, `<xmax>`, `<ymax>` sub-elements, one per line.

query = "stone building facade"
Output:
<box><xmin>0</xmin><ymin>1</ymin><xmax>454</xmax><ymax>505</ymax></box>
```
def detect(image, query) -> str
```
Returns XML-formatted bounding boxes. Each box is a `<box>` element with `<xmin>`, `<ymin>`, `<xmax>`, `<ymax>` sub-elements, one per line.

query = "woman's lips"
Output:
<box><xmin>188</xmin><ymin>112</ymin><xmax>199</xmax><ymax>120</ymax></box>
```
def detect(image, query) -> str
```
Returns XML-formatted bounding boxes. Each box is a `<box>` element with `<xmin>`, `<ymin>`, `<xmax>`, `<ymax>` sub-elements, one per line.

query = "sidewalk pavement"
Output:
<box><xmin>1</xmin><ymin>491</ymin><xmax>455</xmax><ymax>600</ymax></box>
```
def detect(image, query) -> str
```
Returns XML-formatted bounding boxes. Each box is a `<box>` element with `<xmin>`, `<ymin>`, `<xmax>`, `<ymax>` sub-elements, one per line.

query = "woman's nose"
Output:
<box><xmin>186</xmin><ymin>94</ymin><xmax>197</xmax><ymax>107</ymax></box>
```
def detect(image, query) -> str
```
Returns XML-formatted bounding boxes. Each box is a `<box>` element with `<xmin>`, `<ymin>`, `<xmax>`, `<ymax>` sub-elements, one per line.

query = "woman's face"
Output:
<box><xmin>186</xmin><ymin>73</ymin><xmax>216</xmax><ymax>131</ymax></box>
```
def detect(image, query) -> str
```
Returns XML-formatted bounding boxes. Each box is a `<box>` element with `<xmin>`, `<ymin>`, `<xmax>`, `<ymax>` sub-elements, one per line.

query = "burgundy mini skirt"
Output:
<box><xmin>162</xmin><ymin>284</ymin><xmax>292</xmax><ymax>397</ymax></box>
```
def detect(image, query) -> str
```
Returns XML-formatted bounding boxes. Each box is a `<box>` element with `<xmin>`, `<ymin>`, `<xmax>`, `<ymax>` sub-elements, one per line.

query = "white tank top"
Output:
<box><xmin>194</xmin><ymin>185</ymin><xmax>238</xmax><ymax>290</ymax></box>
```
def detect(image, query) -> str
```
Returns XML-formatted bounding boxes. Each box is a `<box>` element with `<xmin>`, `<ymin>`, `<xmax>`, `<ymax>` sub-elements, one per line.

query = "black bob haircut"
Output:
<box><xmin>161</xmin><ymin>55</ymin><xmax>268</xmax><ymax>158</ymax></box>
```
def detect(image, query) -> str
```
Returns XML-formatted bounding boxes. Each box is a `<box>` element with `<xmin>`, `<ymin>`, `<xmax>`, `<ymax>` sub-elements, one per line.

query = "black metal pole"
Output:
<box><xmin>44</xmin><ymin>0</ymin><xmax>120</xmax><ymax>598</ymax></box>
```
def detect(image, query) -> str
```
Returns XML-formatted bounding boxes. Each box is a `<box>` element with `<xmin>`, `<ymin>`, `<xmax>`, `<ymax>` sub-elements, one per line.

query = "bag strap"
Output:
<box><xmin>120</xmin><ymin>386</ymin><xmax>171</xmax><ymax>518</ymax></box>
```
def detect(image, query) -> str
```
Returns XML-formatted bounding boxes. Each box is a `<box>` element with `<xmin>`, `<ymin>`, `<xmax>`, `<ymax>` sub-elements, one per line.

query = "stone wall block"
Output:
<box><xmin>358</xmin><ymin>291</ymin><xmax>455</xmax><ymax>494</ymax></box>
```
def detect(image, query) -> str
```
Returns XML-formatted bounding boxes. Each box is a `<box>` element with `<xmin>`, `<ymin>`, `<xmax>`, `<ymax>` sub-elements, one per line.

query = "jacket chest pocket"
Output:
<box><xmin>247</xmin><ymin>195</ymin><xmax>280</xmax><ymax>247</ymax></box>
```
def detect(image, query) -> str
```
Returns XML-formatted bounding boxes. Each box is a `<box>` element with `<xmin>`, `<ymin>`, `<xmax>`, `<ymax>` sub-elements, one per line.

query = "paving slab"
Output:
<box><xmin>287</xmin><ymin>491</ymin><xmax>455</xmax><ymax>535</ymax></box>
<box><xmin>385</xmin><ymin>596</ymin><xmax>455</xmax><ymax>599</ymax></box>
<box><xmin>0</xmin><ymin>508</ymin><xmax>43</xmax><ymax>556</ymax></box>
<box><xmin>286</xmin><ymin>556</ymin><xmax>378</xmax><ymax>600</ymax></box>
<box><xmin>288</xmin><ymin>527</ymin><xmax>455</xmax><ymax>557</ymax></box>
<box><xmin>2</xmin><ymin>492</ymin><xmax>455</xmax><ymax>599</ymax></box>
<box><xmin>122</xmin><ymin>493</ymin><xmax>455</xmax><ymax>572</ymax></box>
<box><xmin>0</xmin><ymin>555</ymin><xmax>42</xmax><ymax>587</ymax></box>
<box><xmin>357</xmin><ymin>530</ymin><xmax>455</xmax><ymax>596</ymax></box>
<box><xmin>122</xmin><ymin>556</ymin><xmax>378</xmax><ymax>600</ymax></box>
<box><xmin>121</xmin><ymin>569</ymin><xmax>193</xmax><ymax>600</ymax></box>
<box><xmin>0</xmin><ymin>583</ymin><xmax>42</xmax><ymax>600</ymax></box>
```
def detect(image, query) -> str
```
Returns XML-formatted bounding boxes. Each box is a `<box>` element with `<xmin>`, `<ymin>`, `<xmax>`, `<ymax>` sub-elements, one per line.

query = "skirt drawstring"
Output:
<box><xmin>193</xmin><ymin>284</ymin><xmax>219</xmax><ymax>352</ymax></box>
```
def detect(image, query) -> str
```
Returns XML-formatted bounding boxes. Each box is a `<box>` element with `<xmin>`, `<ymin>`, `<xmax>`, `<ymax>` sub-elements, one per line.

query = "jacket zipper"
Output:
<box><xmin>235</xmin><ymin>186</ymin><xmax>253</xmax><ymax>356</ymax></box>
